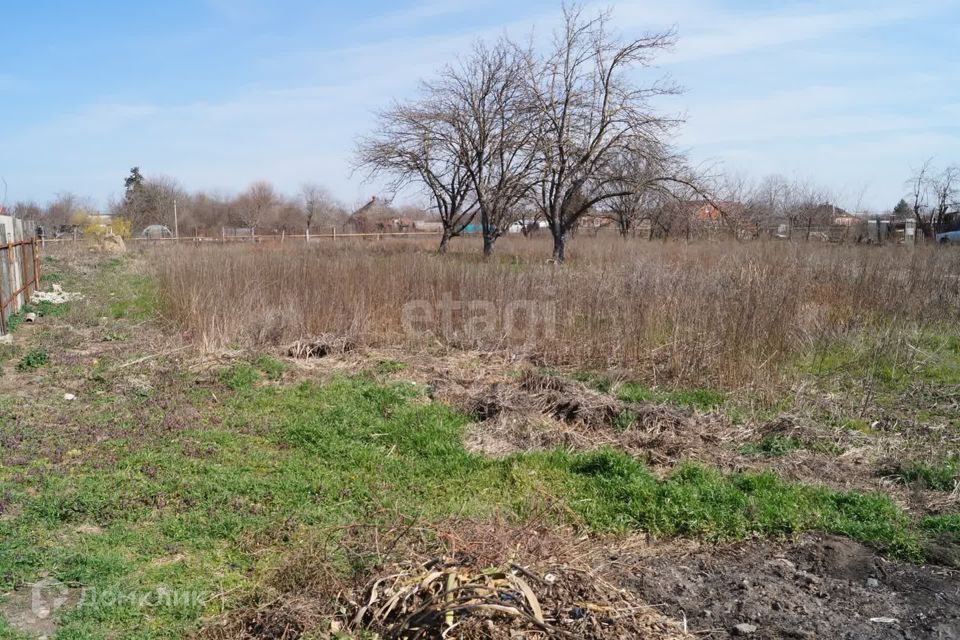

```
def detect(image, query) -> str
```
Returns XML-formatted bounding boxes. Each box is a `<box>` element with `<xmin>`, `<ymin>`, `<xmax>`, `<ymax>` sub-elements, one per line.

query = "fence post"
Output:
<box><xmin>332</xmin><ymin>226</ymin><xmax>336</xmax><ymax>243</ymax></box>
<box><xmin>20</xmin><ymin>239</ymin><xmax>29</xmax><ymax>302</ymax></box>
<box><xmin>32</xmin><ymin>237</ymin><xmax>40</xmax><ymax>293</ymax></box>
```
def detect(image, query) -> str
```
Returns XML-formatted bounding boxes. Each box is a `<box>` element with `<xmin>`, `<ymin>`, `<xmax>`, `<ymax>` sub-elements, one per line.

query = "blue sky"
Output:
<box><xmin>1</xmin><ymin>0</ymin><xmax>958</xmax><ymax>211</ymax></box>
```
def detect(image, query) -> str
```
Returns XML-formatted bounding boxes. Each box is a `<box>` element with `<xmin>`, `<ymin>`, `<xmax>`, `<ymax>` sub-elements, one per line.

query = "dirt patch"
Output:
<box><xmin>0</xmin><ymin>579</ymin><xmax>82</xmax><ymax>639</ymax></box>
<box><xmin>629</xmin><ymin>534</ymin><xmax>960</xmax><ymax>639</ymax></box>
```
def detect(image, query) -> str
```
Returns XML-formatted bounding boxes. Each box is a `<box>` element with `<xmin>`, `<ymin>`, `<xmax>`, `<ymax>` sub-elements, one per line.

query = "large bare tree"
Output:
<box><xmin>525</xmin><ymin>4</ymin><xmax>679</xmax><ymax>261</ymax></box>
<box><xmin>429</xmin><ymin>38</ymin><xmax>539</xmax><ymax>256</ymax></box>
<box><xmin>357</xmin><ymin>99</ymin><xmax>477</xmax><ymax>254</ymax></box>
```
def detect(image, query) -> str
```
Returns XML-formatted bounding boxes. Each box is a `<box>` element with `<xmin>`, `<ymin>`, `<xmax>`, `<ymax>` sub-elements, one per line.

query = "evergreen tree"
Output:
<box><xmin>892</xmin><ymin>198</ymin><xmax>911</xmax><ymax>218</ymax></box>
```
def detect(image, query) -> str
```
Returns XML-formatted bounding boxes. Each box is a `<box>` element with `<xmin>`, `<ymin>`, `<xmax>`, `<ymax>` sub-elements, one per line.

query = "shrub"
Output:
<box><xmin>17</xmin><ymin>350</ymin><xmax>49</xmax><ymax>371</ymax></box>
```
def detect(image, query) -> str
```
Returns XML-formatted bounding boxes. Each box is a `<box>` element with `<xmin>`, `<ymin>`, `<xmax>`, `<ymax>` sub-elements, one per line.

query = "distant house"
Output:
<box><xmin>833</xmin><ymin>215</ymin><xmax>861</xmax><ymax>227</ymax></box>
<box><xmin>693</xmin><ymin>201</ymin><xmax>746</xmax><ymax>223</ymax></box>
<box><xmin>576</xmin><ymin>215</ymin><xmax>615</xmax><ymax>231</ymax></box>
<box><xmin>413</xmin><ymin>220</ymin><xmax>444</xmax><ymax>233</ymax></box>
<box><xmin>344</xmin><ymin>197</ymin><xmax>394</xmax><ymax>233</ymax></box>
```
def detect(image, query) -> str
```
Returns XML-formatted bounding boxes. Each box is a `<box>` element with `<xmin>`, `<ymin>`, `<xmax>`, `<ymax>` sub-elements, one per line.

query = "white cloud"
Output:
<box><xmin>361</xmin><ymin>0</ymin><xmax>494</xmax><ymax>30</ymax></box>
<box><xmin>609</xmin><ymin>0</ymin><xmax>949</xmax><ymax>64</ymax></box>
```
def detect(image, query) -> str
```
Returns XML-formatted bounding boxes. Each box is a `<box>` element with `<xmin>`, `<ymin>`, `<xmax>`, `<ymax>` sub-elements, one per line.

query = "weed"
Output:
<box><xmin>612</xmin><ymin>409</ymin><xmax>637</xmax><ymax>432</ymax></box>
<box><xmin>16</xmin><ymin>350</ymin><xmax>49</xmax><ymax>371</ymax></box>
<box><xmin>218</xmin><ymin>363</ymin><xmax>260</xmax><ymax>391</ymax></box>
<box><xmin>883</xmin><ymin>458</ymin><xmax>959</xmax><ymax>492</ymax></box>
<box><xmin>253</xmin><ymin>355</ymin><xmax>287</xmax><ymax>381</ymax></box>
<box><xmin>739</xmin><ymin>435</ymin><xmax>842</xmax><ymax>458</ymax></box>
<box><xmin>572</xmin><ymin>371</ymin><xmax>612</xmax><ymax>393</ymax></box>
<box><xmin>921</xmin><ymin>514</ymin><xmax>960</xmax><ymax>535</ymax></box>
<box><xmin>617</xmin><ymin>382</ymin><xmax>725</xmax><ymax>412</ymax></box>
<box><xmin>375</xmin><ymin>359</ymin><xmax>407</xmax><ymax>374</ymax></box>
<box><xmin>740</xmin><ymin>435</ymin><xmax>803</xmax><ymax>457</ymax></box>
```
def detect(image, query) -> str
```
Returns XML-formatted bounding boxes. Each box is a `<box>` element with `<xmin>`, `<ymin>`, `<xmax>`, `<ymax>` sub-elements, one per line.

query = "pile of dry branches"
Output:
<box><xmin>339</xmin><ymin>558</ymin><xmax>688</xmax><ymax>639</ymax></box>
<box><xmin>201</xmin><ymin>519</ymin><xmax>690</xmax><ymax>640</ymax></box>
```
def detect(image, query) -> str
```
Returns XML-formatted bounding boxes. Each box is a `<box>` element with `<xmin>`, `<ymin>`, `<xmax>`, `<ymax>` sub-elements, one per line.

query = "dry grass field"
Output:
<box><xmin>0</xmin><ymin>238</ymin><xmax>958</xmax><ymax>639</ymax></box>
<box><xmin>156</xmin><ymin>237</ymin><xmax>960</xmax><ymax>391</ymax></box>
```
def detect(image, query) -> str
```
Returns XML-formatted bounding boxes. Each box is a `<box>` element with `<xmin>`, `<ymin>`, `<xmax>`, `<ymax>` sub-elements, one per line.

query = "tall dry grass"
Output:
<box><xmin>152</xmin><ymin>237</ymin><xmax>960</xmax><ymax>389</ymax></box>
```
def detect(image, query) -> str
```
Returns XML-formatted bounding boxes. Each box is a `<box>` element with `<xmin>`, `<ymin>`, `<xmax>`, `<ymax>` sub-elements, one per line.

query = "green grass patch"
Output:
<box><xmin>375</xmin><ymin>359</ymin><xmax>407</xmax><ymax>374</ymax></box>
<box><xmin>0</xmin><ymin>376</ymin><xmax>932</xmax><ymax>637</ymax></box>
<box><xmin>883</xmin><ymin>458</ymin><xmax>959</xmax><ymax>492</ymax></box>
<box><xmin>218</xmin><ymin>363</ymin><xmax>260</xmax><ymax>391</ymax></box>
<box><xmin>571</xmin><ymin>371</ymin><xmax>613</xmax><ymax>393</ymax></box>
<box><xmin>253</xmin><ymin>355</ymin><xmax>287</xmax><ymax>381</ymax></box>
<box><xmin>740</xmin><ymin>435</ymin><xmax>842</xmax><ymax>458</ymax></box>
<box><xmin>570</xmin><ymin>372</ymin><xmax>725</xmax><ymax>412</ymax></box>
<box><xmin>107</xmin><ymin>275</ymin><xmax>157</xmax><ymax>321</ymax></box>
<box><xmin>559</xmin><ymin>450</ymin><xmax>918</xmax><ymax>557</ymax></box>
<box><xmin>921</xmin><ymin>513</ymin><xmax>960</xmax><ymax>535</ymax></box>
<box><xmin>804</xmin><ymin>328</ymin><xmax>960</xmax><ymax>391</ymax></box>
<box><xmin>4</xmin><ymin>300</ymin><xmax>69</xmax><ymax>333</ymax></box>
<box><xmin>617</xmin><ymin>382</ymin><xmax>725</xmax><ymax>412</ymax></box>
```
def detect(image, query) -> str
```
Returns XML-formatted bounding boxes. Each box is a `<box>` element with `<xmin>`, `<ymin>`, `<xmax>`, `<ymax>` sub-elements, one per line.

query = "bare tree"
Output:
<box><xmin>115</xmin><ymin>174</ymin><xmax>185</xmax><ymax>233</ymax></box>
<box><xmin>908</xmin><ymin>159</ymin><xmax>932</xmax><ymax>233</ymax></box>
<box><xmin>928</xmin><ymin>164</ymin><xmax>959</xmax><ymax>234</ymax></box>
<box><xmin>10</xmin><ymin>201</ymin><xmax>43</xmax><ymax>221</ymax></box>
<box><xmin>429</xmin><ymin>38</ymin><xmax>539</xmax><ymax>256</ymax></box>
<box><xmin>357</xmin><ymin>98</ymin><xmax>477</xmax><ymax>253</ymax></box>
<box><xmin>44</xmin><ymin>192</ymin><xmax>82</xmax><ymax>227</ymax></box>
<box><xmin>525</xmin><ymin>4</ymin><xmax>679</xmax><ymax>262</ymax></box>
<box><xmin>904</xmin><ymin>159</ymin><xmax>960</xmax><ymax>236</ymax></box>
<box><xmin>300</xmin><ymin>183</ymin><xmax>344</xmax><ymax>236</ymax></box>
<box><xmin>236</xmin><ymin>181</ymin><xmax>279</xmax><ymax>230</ymax></box>
<box><xmin>601</xmin><ymin>146</ymin><xmax>714</xmax><ymax>238</ymax></box>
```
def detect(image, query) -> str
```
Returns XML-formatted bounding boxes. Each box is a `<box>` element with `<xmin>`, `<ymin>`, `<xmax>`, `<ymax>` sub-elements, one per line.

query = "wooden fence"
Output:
<box><xmin>0</xmin><ymin>216</ymin><xmax>41</xmax><ymax>335</ymax></box>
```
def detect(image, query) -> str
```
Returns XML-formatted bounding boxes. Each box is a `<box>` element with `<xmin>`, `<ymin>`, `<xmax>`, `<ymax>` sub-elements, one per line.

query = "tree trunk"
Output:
<box><xmin>438</xmin><ymin>229</ymin><xmax>451</xmax><ymax>254</ymax></box>
<box><xmin>552</xmin><ymin>230</ymin><xmax>567</xmax><ymax>263</ymax></box>
<box><xmin>482</xmin><ymin>232</ymin><xmax>496</xmax><ymax>257</ymax></box>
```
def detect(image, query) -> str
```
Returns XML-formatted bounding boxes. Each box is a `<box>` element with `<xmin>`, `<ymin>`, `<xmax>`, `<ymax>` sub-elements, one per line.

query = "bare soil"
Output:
<box><xmin>629</xmin><ymin>534</ymin><xmax>960</xmax><ymax>639</ymax></box>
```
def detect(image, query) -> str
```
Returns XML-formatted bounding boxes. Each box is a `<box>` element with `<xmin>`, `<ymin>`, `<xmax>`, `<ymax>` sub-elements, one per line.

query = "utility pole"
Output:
<box><xmin>173</xmin><ymin>199</ymin><xmax>179</xmax><ymax>240</ymax></box>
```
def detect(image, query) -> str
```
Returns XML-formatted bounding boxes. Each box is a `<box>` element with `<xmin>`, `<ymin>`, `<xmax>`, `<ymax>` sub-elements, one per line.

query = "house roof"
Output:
<box><xmin>349</xmin><ymin>196</ymin><xmax>386</xmax><ymax>220</ymax></box>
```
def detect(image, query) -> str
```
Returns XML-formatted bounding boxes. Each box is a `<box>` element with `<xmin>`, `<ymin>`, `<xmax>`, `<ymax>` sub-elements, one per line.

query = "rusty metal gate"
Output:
<box><xmin>0</xmin><ymin>217</ymin><xmax>41</xmax><ymax>335</ymax></box>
